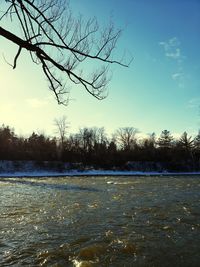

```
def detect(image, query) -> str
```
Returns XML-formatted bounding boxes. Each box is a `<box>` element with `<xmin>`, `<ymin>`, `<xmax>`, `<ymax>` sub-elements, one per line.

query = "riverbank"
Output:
<box><xmin>1</xmin><ymin>170</ymin><xmax>200</xmax><ymax>177</ymax></box>
<box><xmin>1</xmin><ymin>160</ymin><xmax>200</xmax><ymax>177</ymax></box>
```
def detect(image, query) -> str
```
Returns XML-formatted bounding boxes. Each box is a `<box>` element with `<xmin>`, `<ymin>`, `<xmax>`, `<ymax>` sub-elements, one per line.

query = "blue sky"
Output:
<box><xmin>0</xmin><ymin>0</ymin><xmax>200</xmax><ymax>137</ymax></box>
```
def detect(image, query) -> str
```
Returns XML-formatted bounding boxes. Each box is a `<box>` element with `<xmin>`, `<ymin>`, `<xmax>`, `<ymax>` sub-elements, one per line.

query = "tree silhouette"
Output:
<box><xmin>0</xmin><ymin>0</ymin><xmax>130</xmax><ymax>104</ymax></box>
<box><xmin>54</xmin><ymin>116</ymin><xmax>69</xmax><ymax>147</ymax></box>
<box><xmin>54</xmin><ymin>116</ymin><xmax>69</xmax><ymax>159</ymax></box>
<box><xmin>115</xmin><ymin>127</ymin><xmax>138</xmax><ymax>151</ymax></box>
<box><xmin>0</xmin><ymin>123</ymin><xmax>199</xmax><ymax>171</ymax></box>
<box><xmin>179</xmin><ymin>131</ymin><xmax>194</xmax><ymax>151</ymax></box>
<box><xmin>194</xmin><ymin>131</ymin><xmax>200</xmax><ymax>150</ymax></box>
<box><xmin>157</xmin><ymin>130</ymin><xmax>174</xmax><ymax>149</ymax></box>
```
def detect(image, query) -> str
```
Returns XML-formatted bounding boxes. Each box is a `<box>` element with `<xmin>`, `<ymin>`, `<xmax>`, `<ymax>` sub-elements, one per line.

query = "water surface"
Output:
<box><xmin>0</xmin><ymin>176</ymin><xmax>200</xmax><ymax>266</ymax></box>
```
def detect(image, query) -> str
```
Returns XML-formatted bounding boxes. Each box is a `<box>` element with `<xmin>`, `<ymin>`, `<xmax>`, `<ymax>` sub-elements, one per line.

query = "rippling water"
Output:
<box><xmin>0</xmin><ymin>176</ymin><xmax>200</xmax><ymax>266</ymax></box>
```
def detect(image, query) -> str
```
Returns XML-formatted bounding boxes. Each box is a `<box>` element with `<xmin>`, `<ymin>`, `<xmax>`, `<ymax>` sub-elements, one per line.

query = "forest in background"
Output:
<box><xmin>0</xmin><ymin>124</ymin><xmax>200</xmax><ymax>172</ymax></box>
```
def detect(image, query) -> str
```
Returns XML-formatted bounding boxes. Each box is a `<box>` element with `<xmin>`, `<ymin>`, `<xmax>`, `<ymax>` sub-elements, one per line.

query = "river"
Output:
<box><xmin>0</xmin><ymin>176</ymin><xmax>200</xmax><ymax>266</ymax></box>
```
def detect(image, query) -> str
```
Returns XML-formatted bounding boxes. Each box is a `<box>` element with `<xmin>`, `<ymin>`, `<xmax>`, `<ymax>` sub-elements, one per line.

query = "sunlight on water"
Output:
<box><xmin>0</xmin><ymin>176</ymin><xmax>200</xmax><ymax>266</ymax></box>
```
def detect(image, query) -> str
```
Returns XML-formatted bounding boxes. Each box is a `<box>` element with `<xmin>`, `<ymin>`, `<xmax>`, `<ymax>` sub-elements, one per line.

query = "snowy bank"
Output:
<box><xmin>0</xmin><ymin>160</ymin><xmax>200</xmax><ymax>177</ymax></box>
<box><xmin>1</xmin><ymin>170</ymin><xmax>200</xmax><ymax>177</ymax></box>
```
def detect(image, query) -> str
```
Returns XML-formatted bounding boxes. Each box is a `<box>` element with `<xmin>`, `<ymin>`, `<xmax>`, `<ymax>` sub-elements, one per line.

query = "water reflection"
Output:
<box><xmin>0</xmin><ymin>178</ymin><xmax>100</xmax><ymax>192</ymax></box>
<box><xmin>0</xmin><ymin>176</ymin><xmax>200</xmax><ymax>266</ymax></box>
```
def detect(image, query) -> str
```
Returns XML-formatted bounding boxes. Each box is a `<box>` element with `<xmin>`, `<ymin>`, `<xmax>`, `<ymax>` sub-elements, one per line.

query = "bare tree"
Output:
<box><xmin>77</xmin><ymin>127</ymin><xmax>108</xmax><ymax>152</ymax></box>
<box><xmin>78</xmin><ymin>127</ymin><xmax>93</xmax><ymax>153</ymax></box>
<box><xmin>54</xmin><ymin>115</ymin><xmax>69</xmax><ymax>156</ymax></box>
<box><xmin>0</xmin><ymin>0</ymin><xmax>130</xmax><ymax>104</ymax></box>
<box><xmin>115</xmin><ymin>127</ymin><xmax>139</xmax><ymax>150</ymax></box>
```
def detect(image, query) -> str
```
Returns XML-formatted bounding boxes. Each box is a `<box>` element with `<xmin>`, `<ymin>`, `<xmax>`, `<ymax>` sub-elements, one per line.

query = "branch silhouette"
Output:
<box><xmin>0</xmin><ymin>0</ymin><xmax>131</xmax><ymax>105</ymax></box>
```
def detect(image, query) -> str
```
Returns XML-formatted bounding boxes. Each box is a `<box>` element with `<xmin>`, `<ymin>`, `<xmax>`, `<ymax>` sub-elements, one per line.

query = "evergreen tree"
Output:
<box><xmin>194</xmin><ymin>130</ymin><xmax>200</xmax><ymax>150</ymax></box>
<box><xmin>157</xmin><ymin>130</ymin><xmax>174</xmax><ymax>148</ymax></box>
<box><xmin>179</xmin><ymin>132</ymin><xmax>194</xmax><ymax>151</ymax></box>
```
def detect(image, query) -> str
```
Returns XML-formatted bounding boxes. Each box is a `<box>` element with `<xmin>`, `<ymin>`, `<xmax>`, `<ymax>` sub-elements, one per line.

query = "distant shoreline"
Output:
<box><xmin>1</xmin><ymin>161</ymin><xmax>198</xmax><ymax>178</ymax></box>
<box><xmin>1</xmin><ymin>170</ymin><xmax>200</xmax><ymax>178</ymax></box>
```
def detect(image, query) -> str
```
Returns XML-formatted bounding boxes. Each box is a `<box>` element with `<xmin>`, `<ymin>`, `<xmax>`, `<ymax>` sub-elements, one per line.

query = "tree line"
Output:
<box><xmin>0</xmin><ymin>124</ymin><xmax>200</xmax><ymax>171</ymax></box>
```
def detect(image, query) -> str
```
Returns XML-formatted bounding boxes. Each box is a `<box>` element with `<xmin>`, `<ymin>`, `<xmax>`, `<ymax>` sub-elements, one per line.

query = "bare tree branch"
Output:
<box><xmin>0</xmin><ymin>0</ymin><xmax>131</xmax><ymax>104</ymax></box>
<box><xmin>13</xmin><ymin>46</ymin><xmax>22</xmax><ymax>69</ymax></box>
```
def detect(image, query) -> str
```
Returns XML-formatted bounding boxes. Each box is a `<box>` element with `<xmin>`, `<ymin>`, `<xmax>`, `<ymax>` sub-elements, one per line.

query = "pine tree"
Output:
<box><xmin>157</xmin><ymin>130</ymin><xmax>174</xmax><ymax>149</ymax></box>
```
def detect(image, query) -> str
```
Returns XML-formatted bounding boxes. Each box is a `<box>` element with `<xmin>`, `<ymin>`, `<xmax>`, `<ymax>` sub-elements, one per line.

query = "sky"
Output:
<box><xmin>0</xmin><ymin>0</ymin><xmax>200</xmax><ymax>138</ymax></box>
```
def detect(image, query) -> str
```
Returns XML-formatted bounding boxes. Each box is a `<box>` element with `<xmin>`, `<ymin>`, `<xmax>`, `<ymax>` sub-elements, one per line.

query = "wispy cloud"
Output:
<box><xmin>187</xmin><ymin>98</ymin><xmax>200</xmax><ymax>109</ymax></box>
<box><xmin>159</xmin><ymin>37</ymin><xmax>181</xmax><ymax>58</ymax></box>
<box><xmin>159</xmin><ymin>37</ymin><xmax>185</xmax><ymax>88</ymax></box>
<box><xmin>171</xmin><ymin>72</ymin><xmax>184</xmax><ymax>88</ymax></box>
